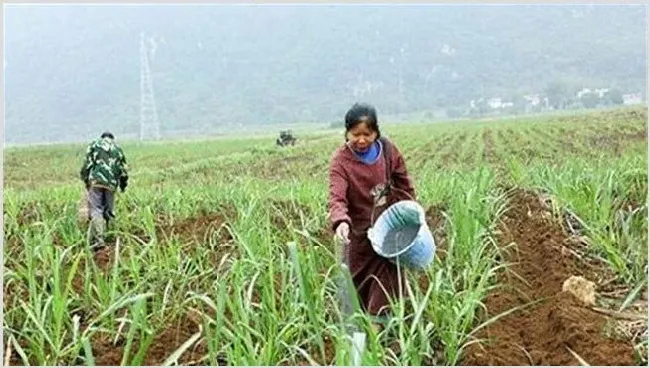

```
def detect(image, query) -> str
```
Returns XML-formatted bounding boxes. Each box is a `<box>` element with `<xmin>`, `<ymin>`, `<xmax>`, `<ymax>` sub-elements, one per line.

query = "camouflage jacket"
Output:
<box><xmin>79</xmin><ymin>137</ymin><xmax>129</xmax><ymax>192</ymax></box>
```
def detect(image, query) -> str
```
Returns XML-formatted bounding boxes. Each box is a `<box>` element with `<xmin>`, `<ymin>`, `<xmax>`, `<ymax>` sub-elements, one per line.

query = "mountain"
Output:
<box><xmin>5</xmin><ymin>4</ymin><xmax>646</xmax><ymax>144</ymax></box>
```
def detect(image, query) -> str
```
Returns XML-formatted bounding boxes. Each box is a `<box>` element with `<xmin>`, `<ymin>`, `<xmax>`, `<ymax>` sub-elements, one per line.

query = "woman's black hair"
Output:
<box><xmin>101</xmin><ymin>131</ymin><xmax>115</xmax><ymax>139</ymax></box>
<box><xmin>344</xmin><ymin>103</ymin><xmax>381</xmax><ymax>139</ymax></box>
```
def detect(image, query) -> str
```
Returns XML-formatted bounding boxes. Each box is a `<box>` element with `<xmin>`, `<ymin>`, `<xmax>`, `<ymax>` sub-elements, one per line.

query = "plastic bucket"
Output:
<box><xmin>367</xmin><ymin>200</ymin><xmax>436</xmax><ymax>270</ymax></box>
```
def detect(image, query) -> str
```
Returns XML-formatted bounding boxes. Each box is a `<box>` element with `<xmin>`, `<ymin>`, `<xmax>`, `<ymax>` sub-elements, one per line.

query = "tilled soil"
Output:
<box><xmin>460</xmin><ymin>189</ymin><xmax>637</xmax><ymax>366</ymax></box>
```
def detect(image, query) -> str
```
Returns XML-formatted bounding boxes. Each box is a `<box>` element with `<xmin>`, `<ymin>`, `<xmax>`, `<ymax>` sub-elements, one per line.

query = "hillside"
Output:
<box><xmin>5</xmin><ymin>4</ymin><xmax>647</xmax><ymax>144</ymax></box>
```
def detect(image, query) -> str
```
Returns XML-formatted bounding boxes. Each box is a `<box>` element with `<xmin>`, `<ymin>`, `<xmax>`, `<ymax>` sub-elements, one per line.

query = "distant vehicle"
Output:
<box><xmin>276</xmin><ymin>130</ymin><xmax>297</xmax><ymax>147</ymax></box>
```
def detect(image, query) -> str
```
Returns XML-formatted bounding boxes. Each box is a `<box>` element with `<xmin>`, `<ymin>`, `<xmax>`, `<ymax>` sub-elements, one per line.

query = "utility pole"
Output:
<box><xmin>139</xmin><ymin>31</ymin><xmax>161</xmax><ymax>141</ymax></box>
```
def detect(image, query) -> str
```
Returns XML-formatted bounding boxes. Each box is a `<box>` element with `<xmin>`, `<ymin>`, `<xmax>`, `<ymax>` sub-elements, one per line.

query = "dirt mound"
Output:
<box><xmin>127</xmin><ymin>208</ymin><xmax>235</xmax><ymax>251</ymax></box>
<box><xmin>151</xmin><ymin>210</ymin><xmax>237</xmax><ymax>271</ymax></box>
<box><xmin>439</xmin><ymin>133</ymin><xmax>466</xmax><ymax>167</ymax></box>
<box><xmin>482</xmin><ymin>129</ymin><xmax>498</xmax><ymax>165</ymax></box>
<box><xmin>16</xmin><ymin>201</ymin><xmax>40</xmax><ymax>226</ymax></box>
<box><xmin>461</xmin><ymin>189</ymin><xmax>636</xmax><ymax>366</ymax></box>
<box><xmin>156</xmin><ymin>211</ymin><xmax>233</xmax><ymax>245</ymax></box>
<box><xmin>92</xmin><ymin>316</ymin><xmax>205</xmax><ymax>366</ymax></box>
<box><xmin>94</xmin><ymin>246</ymin><xmax>115</xmax><ymax>271</ymax></box>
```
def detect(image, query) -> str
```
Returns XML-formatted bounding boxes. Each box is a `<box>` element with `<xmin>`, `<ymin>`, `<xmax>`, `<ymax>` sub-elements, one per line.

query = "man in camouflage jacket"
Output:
<box><xmin>79</xmin><ymin>132</ymin><xmax>129</xmax><ymax>248</ymax></box>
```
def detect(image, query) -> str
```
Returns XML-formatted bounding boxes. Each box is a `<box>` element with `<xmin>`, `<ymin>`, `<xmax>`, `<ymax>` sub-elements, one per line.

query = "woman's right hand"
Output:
<box><xmin>335</xmin><ymin>222</ymin><xmax>350</xmax><ymax>245</ymax></box>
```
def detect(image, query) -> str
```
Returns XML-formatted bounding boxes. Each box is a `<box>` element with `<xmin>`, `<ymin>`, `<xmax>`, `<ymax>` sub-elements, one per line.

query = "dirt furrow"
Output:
<box><xmin>461</xmin><ymin>189</ymin><xmax>637</xmax><ymax>366</ymax></box>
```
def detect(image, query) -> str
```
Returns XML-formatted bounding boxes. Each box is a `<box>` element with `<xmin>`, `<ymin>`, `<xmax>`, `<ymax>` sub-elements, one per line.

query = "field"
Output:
<box><xmin>3</xmin><ymin>107</ymin><xmax>648</xmax><ymax>366</ymax></box>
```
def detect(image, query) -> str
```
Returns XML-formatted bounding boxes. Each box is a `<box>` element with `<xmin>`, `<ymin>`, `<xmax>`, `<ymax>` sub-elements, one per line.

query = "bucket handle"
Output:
<box><xmin>369</xmin><ymin>185</ymin><xmax>417</xmax><ymax>228</ymax></box>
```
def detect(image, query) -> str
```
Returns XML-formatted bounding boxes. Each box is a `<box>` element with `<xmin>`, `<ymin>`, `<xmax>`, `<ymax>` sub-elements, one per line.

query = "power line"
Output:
<box><xmin>139</xmin><ymin>31</ymin><xmax>161</xmax><ymax>141</ymax></box>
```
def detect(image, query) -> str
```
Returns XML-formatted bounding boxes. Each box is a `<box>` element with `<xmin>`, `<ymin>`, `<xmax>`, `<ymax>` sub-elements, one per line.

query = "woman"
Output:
<box><xmin>328</xmin><ymin>102</ymin><xmax>416</xmax><ymax>326</ymax></box>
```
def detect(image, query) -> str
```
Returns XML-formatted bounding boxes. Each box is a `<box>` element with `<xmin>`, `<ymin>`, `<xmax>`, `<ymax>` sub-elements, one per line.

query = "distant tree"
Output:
<box><xmin>510</xmin><ymin>95</ymin><xmax>528</xmax><ymax>115</ymax></box>
<box><xmin>446</xmin><ymin>107</ymin><xmax>464</xmax><ymax>119</ymax></box>
<box><xmin>545</xmin><ymin>82</ymin><xmax>570</xmax><ymax>109</ymax></box>
<box><xmin>604</xmin><ymin>88</ymin><xmax>624</xmax><ymax>105</ymax></box>
<box><xmin>329</xmin><ymin>120</ymin><xmax>344</xmax><ymax>129</ymax></box>
<box><xmin>580</xmin><ymin>92</ymin><xmax>600</xmax><ymax>108</ymax></box>
<box><xmin>474</xmin><ymin>98</ymin><xmax>490</xmax><ymax>115</ymax></box>
<box><xmin>423</xmin><ymin>111</ymin><xmax>436</xmax><ymax>121</ymax></box>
